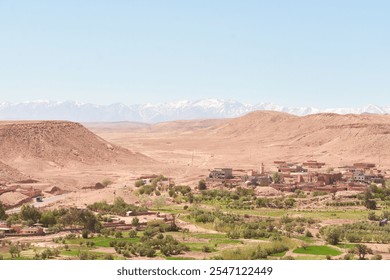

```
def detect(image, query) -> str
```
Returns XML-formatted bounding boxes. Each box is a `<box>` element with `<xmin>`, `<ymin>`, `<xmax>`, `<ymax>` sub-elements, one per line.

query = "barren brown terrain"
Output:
<box><xmin>0</xmin><ymin>121</ymin><xmax>154</xmax><ymax>190</ymax></box>
<box><xmin>1</xmin><ymin>111</ymin><xmax>390</xmax><ymax>261</ymax></box>
<box><xmin>87</xmin><ymin>111</ymin><xmax>390</xmax><ymax>179</ymax></box>
<box><xmin>0</xmin><ymin>160</ymin><xmax>28</xmax><ymax>184</ymax></box>
<box><xmin>2</xmin><ymin>112</ymin><xmax>390</xmax><ymax>208</ymax></box>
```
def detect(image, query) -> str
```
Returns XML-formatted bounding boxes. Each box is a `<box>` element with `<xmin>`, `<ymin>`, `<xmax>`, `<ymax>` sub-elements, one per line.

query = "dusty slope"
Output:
<box><xmin>0</xmin><ymin>121</ymin><xmax>152</xmax><ymax>172</ymax></box>
<box><xmin>89</xmin><ymin>111</ymin><xmax>390</xmax><ymax>177</ymax></box>
<box><xmin>0</xmin><ymin>160</ymin><xmax>27</xmax><ymax>183</ymax></box>
<box><xmin>211</xmin><ymin>111</ymin><xmax>390</xmax><ymax>165</ymax></box>
<box><xmin>84</xmin><ymin>119</ymin><xmax>225</xmax><ymax>134</ymax></box>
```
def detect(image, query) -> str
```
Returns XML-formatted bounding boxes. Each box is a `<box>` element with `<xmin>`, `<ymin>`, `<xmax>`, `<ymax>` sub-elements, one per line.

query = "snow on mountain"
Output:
<box><xmin>0</xmin><ymin>99</ymin><xmax>389</xmax><ymax>123</ymax></box>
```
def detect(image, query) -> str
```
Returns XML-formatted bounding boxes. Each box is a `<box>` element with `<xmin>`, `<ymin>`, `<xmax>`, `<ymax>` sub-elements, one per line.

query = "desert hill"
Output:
<box><xmin>0</xmin><ymin>160</ymin><xmax>27</xmax><ymax>183</ymax></box>
<box><xmin>89</xmin><ymin>111</ymin><xmax>390</xmax><ymax>173</ymax></box>
<box><xmin>208</xmin><ymin>111</ymin><xmax>390</xmax><ymax>167</ymax></box>
<box><xmin>0</xmin><ymin>121</ymin><xmax>151</xmax><ymax>169</ymax></box>
<box><xmin>84</xmin><ymin>119</ymin><xmax>225</xmax><ymax>134</ymax></box>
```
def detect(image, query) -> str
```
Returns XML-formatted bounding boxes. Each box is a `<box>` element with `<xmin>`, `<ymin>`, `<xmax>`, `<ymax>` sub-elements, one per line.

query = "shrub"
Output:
<box><xmin>346</xmin><ymin>233</ymin><xmax>362</xmax><ymax>243</ymax></box>
<box><xmin>128</xmin><ymin>230</ymin><xmax>137</xmax><ymax>238</ymax></box>
<box><xmin>104</xmin><ymin>254</ymin><xmax>114</xmax><ymax>260</ymax></box>
<box><xmin>323</xmin><ymin>227</ymin><xmax>342</xmax><ymax>245</ymax></box>
<box><xmin>305</xmin><ymin>230</ymin><xmax>313</xmax><ymax>237</ymax></box>
<box><xmin>131</xmin><ymin>217</ymin><xmax>140</xmax><ymax>227</ymax></box>
<box><xmin>198</xmin><ymin>180</ymin><xmax>207</xmax><ymax>190</ymax></box>
<box><xmin>368</xmin><ymin>212</ymin><xmax>378</xmax><ymax>221</ymax></box>
<box><xmin>365</xmin><ymin>199</ymin><xmax>377</xmax><ymax>210</ymax></box>
<box><xmin>343</xmin><ymin>253</ymin><xmax>354</xmax><ymax>260</ymax></box>
<box><xmin>371</xmin><ymin>254</ymin><xmax>382</xmax><ymax>260</ymax></box>
<box><xmin>295</xmin><ymin>226</ymin><xmax>305</xmax><ymax>234</ymax></box>
<box><xmin>102</xmin><ymin>178</ymin><xmax>113</xmax><ymax>187</ymax></box>
<box><xmin>202</xmin><ymin>246</ymin><xmax>212</xmax><ymax>253</ymax></box>
<box><xmin>354</xmin><ymin>244</ymin><xmax>373</xmax><ymax>260</ymax></box>
<box><xmin>78</xmin><ymin>251</ymin><xmax>89</xmax><ymax>260</ymax></box>
<box><xmin>134</xmin><ymin>180</ymin><xmax>145</xmax><ymax>188</ymax></box>
<box><xmin>82</xmin><ymin>230</ymin><xmax>89</xmax><ymax>239</ymax></box>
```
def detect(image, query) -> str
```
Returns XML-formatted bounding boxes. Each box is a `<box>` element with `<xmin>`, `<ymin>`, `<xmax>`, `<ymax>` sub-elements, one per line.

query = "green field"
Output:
<box><xmin>221</xmin><ymin>208</ymin><xmax>373</xmax><ymax>220</ymax></box>
<box><xmin>165</xmin><ymin>257</ymin><xmax>196</xmax><ymax>260</ymax></box>
<box><xmin>271</xmin><ymin>250</ymin><xmax>288</xmax><ymax>257</ymax></box>
<box><xmin>336</xmin><ymin>243</ymin><xmax>356</xmax><ymax>249</ymax></box>
<box><xmin>293</xmin><ymin>246</ymin><xmax>342</xmax><ymax>256</ymax></box>
<box><xmin>66</xmin><ymin>236</ymin><xmax>140</xmax><ymax>247</ymax></box>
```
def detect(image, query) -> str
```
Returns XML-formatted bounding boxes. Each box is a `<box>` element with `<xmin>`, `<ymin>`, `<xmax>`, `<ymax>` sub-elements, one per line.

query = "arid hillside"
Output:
<box><xmin>0</xmin><ymin>160</ymin><xmax>27</xmax><ymax>184</ymax></box>
<box><xmin>0</xmin><ymin>121</ymin><xmax>153</xmax><ymax>177</ymax></box>
<box><xmin>89</xmin><ymin>111</ymin><xmax>390</xmax><ymax>176</ymax></box>
<box><xmin>211</xmin><ymin>111</ymin><xmax>390</xmax><ymax>166</ymax></box>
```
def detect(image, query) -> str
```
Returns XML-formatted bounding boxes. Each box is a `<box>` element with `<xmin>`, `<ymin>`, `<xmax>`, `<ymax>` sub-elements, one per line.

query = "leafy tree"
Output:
<box><xmin>82</xmin><ymin>230</ymin><xmax>89</xmax><ymax>239</ymax></box>
<box><xmin>40</xmin><ymin>211</ymin><xmax>57</xmax><ymax>227</ymax></box>
<box><xmin>138</xmin><ymin>185</ymin><xmax>156</xmax><ymax>195</ymax></box>
<box><xmin>134</xmin><ymin>180</ymin><xmax>145</xmax><ymax>188</ymax></box>
<box><xmin>128</xmin><ymin>230</ymin><xmax>137</xmax><ymax>238</ymax></box>
<box><xmin>305</xmin><ymin>230</ymin><xmax>313</xmax><ymax>237</ymax></box>
<box><xmin>354</xmin><ymin>244</ymin><xmax>373</xmax><ymax>260</ymax></box>
<box><xmin>20</xmin><ymin>205</ymin><xmax>41</xmax><ymax>224</ymax></box>
<box><xmin>151</xmin><ymin>175</ymin><xmax>166</xmax><ymax>187</ymax></box>
<box><xmin>323</xmin><ymin>227</ymin><xmax>342</xmax><ymax>245</ymax></box>
<box><xmin>0</xmin><ymin>202</ymin><xmax>7</xmax><ymax>220</ymax></box>
<box><xmin>9</xmin><ymin>245</ymin><xmax>21</xmax><ymax>258</ymax></box>
<box><xmin>168</xmin><ymin>189</ymin><xmax>176</xmax><ymax>197</ymax></box>
<box><xmin>284</xmin><ymin>198</ymin><xmax>296</xmax><ymax>208</ymax></box>
<box><xmin>367</xmin><ymin>211</ymin><xmax>378</xmax><ymax>221</ymax></box>
<box><xmin>272</xmin><ymin>172</ymin><xmax>281</xmax><ymax>184</ymax></box>
<box><xmin>365</xmin><ymin>199</ymin><xmax>377</xmax><ymax>210</ymax></box>
<box><xmin>153</xmin><ymin>197</ymin><xmax>166</xmax><ymax>210</ymax></box>
<box><xmin>131</xmin><ymin>217</ymin><xmax>140</xmax><ymax>227</ymax></box>
<box><xmin>381</xmin><ymin>210</ymin><xmax>390</xmax><ymax>220</ymax></box>
<box><xmin>198</xmin><ymin>180</ymin><xmax>207</xmax><ymax>190</ymax></box>
<box><xmin>79</xmin><ymin>210</ymin><xmax>101</xmax><ymax>232</ymax></box>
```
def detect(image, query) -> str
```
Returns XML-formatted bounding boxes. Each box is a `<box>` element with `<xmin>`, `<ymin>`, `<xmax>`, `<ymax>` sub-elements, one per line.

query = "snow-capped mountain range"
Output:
<box><xmin>0</xmin><ymin>99</ymin><xmax>389</xmax><ymax>123</ymax></box>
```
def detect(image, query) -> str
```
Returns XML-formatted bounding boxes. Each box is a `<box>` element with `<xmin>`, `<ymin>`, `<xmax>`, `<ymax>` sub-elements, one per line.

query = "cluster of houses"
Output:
<box><xmin>208</xmin><ymin>161</ymin><xmax>388</xmax><ymax>193</ymax></box>
<box><xmin>0</xmin><ymin>221</ymin><xmax>45</xmax><ymax>237</ymax></box>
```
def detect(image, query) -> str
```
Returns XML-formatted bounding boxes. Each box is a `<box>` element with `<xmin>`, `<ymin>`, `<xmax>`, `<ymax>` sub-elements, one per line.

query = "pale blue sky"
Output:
<box><xmin>0</xmin><ymin>1</ymin><xmax>389</xmax><ymax>108</ymax></box>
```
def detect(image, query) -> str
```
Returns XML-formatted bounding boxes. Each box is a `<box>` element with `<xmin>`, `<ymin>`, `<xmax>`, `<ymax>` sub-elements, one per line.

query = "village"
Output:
<box><xmin>1</xmin><ymin>159</ymin><xmax>390</xmax><ymax>260</ymax></box>
<box><xmin>207</xmin><ymin>161</ymin><xmax>388</xmax><ymax>193</ymax></box>
<box><xmin>0</xmin><ymin>160</ymin><xmax>388</xmax><ymax>238</ymax></box>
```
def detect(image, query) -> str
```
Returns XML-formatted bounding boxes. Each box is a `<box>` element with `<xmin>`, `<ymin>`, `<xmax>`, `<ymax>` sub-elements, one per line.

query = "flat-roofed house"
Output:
<box><xmin>209</xmin><ymin>168</ymin><xmax>233</xmax><ymax>179</ymax></box>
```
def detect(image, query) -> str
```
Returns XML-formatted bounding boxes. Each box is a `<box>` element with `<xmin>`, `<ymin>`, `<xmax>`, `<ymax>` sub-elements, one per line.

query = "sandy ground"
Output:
<box><xmin>1</xmin><ymin>112</ymin><xmax>389</xmax><ymax>207</ymax></box>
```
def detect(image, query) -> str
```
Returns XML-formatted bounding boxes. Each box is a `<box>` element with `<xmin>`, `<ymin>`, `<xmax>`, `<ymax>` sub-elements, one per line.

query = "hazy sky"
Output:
<box><xmin>0</xmin><ymin>1</ymin><xmax>389</xmax><ymax>108</ymax></box>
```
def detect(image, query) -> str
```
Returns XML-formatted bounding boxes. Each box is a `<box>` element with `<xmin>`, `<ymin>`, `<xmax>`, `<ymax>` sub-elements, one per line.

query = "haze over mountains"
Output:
<box><xmin>1</xmin><ymin>99</ymin><xmax>389</xmax><ymax>123</ymax></box>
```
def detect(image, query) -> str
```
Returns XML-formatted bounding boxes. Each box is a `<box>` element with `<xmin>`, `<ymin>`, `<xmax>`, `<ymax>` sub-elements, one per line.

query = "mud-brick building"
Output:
<box><xmin>209</xmin><ymin>168</ymin><xmax>233</xmax><ymax>179</ymax></box>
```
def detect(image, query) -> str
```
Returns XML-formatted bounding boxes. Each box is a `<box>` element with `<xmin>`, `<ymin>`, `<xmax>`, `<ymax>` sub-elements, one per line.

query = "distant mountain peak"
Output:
<box><xmin>0</xmin><ymin>99</ymin><xmax>389</xmax><ymax>123</ymax></box>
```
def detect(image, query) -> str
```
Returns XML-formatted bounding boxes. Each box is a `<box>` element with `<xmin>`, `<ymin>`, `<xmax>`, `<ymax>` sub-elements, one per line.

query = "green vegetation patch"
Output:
<box><xmin>293</xmin><ymin>246</ymin><xmax>341</xmax><ymax>256</ymax></box>
<box><xmin>336</xmin><ymin>243</ymin><xmax>356</xmax><ymax>249</ymax></box>
<box><xmin>270</xmin><ymin>250</ymin><xmax>287</xmax><ymax>257</ymax></box>
<box><xmin>165</xmin><ymin>257</ymin><xmax>195</xmax><ymax>260</ymax></box>
<box><xmin>66</xmin><ymin>237</ymin><xmax>140</xmax><ymax>247</ymax></box>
